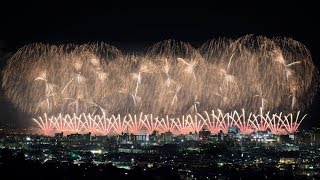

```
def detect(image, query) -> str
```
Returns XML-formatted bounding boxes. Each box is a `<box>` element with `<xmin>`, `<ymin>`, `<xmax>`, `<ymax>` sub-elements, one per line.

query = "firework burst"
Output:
<box><xmin>2</xmin><ymin>36</ymin><xmax>318</xmax><ymax>135</ymax></box>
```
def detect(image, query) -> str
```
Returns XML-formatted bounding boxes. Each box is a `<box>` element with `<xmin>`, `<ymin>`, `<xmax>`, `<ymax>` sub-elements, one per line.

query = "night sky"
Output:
<box><xmin>0</xmin><ymin>1</ymin><xmax>319</xmax><ymax>129</ymax></box>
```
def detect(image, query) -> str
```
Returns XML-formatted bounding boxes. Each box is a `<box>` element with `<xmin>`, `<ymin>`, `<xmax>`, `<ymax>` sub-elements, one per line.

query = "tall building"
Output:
<box><xmin>199</xmin><ymin>129</ymin><xmax>211</xmax><ymax>141</ymax></box>
<box><xmin>218</xmin><ymin>130</ymin><xmax>224</xmax><ymax>141</ymax></box>
<box><xmin>311</xmin><ymin>128</ymin><xmax>320</xmax><ymax>145</ymax></box>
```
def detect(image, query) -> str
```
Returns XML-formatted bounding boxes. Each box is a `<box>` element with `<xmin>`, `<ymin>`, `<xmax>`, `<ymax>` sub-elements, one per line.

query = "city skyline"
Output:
<box><xmin>1</xmin><ymin>2</ymin><xmax>320</xmax><ymax>131</ymax></box>
<box><xmin>0</xmin><ymin>1</ymin><xmax>320</xmax><ymax>179</ymax></box>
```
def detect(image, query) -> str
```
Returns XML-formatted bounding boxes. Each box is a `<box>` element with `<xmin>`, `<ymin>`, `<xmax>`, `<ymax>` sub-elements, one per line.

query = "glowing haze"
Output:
<box><xmin>2</xmin><ymin>35</ymin><xmax>319</xmax><ymax>135</ymax></box>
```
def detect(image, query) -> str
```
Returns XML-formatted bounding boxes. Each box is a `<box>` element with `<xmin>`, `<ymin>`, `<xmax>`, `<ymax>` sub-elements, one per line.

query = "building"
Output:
<box><xmin>54</xmin><ymin>132</ymin><xmax>63</xmax><ymax>140</ymax></box>
<box><xmin>118</xmin><ymin>133</ymin><xmax>150</xmax><ymax>144</ymax></box>
<box><xmin>279</xmin><ymin>134</ymin><xmax>292</xmax><ymax>144</ymax></box>
<box><xmin>136</xmin><ymin>133</ymin><xmax>149</xmax><ymax>142</ymax></box>
<box><xmin>218</xmin><ymin>130</ymin><xmax>224</xmax><ymax>141</ymax></box>
<box><xmin>66</xmin><ymin>132</ymin><xmax>91</xmax><ymax>141</ymax></box>
<box><xmin>311</xmin><ymin>128</ymin><xmax>320</xmax><ymax>145</ymax></box>
<box><xmin>199</xmin><ymin>129</ymin><xmax>211</xmax><ymax>141</ymax></box>
<box><xmin>228</xmin><ymin>126</ymin><xmax>239</xmax><ymax>134</ymax></box>
<box><xmin>149</xmin><ymin>130</ymin><xmax>159</xmax><ymax>142</ymax></box>
<box><xmin>161</xmin><ymin>131</ymin><xmax>173</xmax><ymax>142</ymax></box>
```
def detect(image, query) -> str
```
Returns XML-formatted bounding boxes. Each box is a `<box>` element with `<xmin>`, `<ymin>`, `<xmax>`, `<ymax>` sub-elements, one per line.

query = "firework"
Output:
<box><xmin>2</xmin><ymin>36</ymin><xmax>318</xmax><ymax>135</ymax></box>
<box><xmin>32</xmin><ymin>109</ymin><xmax>306</xmax><ymax>135</ymax></box>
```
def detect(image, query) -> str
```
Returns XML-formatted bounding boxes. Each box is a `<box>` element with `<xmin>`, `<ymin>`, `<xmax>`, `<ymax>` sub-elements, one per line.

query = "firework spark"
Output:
<box><xmin>31</xmin><ymin>110</ymin><xmax>307</xmax><ymax>135</ymax></box>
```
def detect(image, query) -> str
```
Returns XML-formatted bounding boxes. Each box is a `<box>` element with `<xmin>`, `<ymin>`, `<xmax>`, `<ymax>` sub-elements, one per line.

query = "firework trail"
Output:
<box><xmin>2</xmin><ymin>36</ymin><xmax>318</xmax><ymax>135</ymax></box>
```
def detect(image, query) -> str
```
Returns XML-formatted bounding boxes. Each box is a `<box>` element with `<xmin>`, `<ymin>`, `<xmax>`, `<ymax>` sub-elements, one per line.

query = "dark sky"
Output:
<box><xmin>0</xmin><ymin>1</ymin><xmax>320</xmax><ymax>128</ymax></box>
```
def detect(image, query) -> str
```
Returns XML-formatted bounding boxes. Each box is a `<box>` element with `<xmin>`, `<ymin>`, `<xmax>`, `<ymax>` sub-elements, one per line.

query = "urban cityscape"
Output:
<box><xmin>1</xmin><ymin>126</ymin><xmax>320</xmax><ymax>179</ymax></box>
<box><xmin>1</xmin><ymin>1</ymin><xmax>320</xmax><ymax>179</ymax></box>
